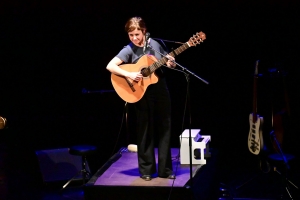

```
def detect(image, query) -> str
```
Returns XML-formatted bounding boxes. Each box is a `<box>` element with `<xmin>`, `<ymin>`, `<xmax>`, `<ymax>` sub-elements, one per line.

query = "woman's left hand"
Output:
<box><xmin>166</xmin><ymin>55</ymin><xmax>176</xmax><ymax>68</ymax></box>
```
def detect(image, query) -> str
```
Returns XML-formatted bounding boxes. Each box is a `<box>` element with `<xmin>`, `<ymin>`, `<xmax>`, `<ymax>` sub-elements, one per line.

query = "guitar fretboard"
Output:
<box><xmin>146</xmin><ymin>42</ymin><xmax>191</xmax><ymax>75</ymax></box>
<box><xmin>252</xmin><ymin>60</ymin><xmax>259</xmax><ymax>123</ymax></box>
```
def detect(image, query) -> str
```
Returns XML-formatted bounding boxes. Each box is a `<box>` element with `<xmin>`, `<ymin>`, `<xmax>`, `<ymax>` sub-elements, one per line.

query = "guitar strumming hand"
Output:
<box><xmin>129</xmin><ymin>71</ymin><xmax>143</xmax><ymax>82</ymax></box>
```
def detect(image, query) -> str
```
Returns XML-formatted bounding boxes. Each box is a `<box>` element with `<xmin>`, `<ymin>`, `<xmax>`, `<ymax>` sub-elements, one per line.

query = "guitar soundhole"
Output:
<box><xmin>141</xmin><ymin>68</ymin><xmax>150</xmax><ymax>77</ymax></box>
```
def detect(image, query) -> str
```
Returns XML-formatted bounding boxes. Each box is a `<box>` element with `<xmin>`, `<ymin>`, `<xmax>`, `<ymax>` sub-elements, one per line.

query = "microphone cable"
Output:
<box><xmin>109</xmin><ymin>102</ymin><xmax>128</xmax><ymax>158</ymax></box>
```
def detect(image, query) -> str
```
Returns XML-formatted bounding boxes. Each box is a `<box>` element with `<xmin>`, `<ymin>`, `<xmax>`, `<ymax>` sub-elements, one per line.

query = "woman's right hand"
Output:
<box><xmin>127</xmin><ymin>72</ymin><xmax>143</xmax><ymax>82</ymax></box>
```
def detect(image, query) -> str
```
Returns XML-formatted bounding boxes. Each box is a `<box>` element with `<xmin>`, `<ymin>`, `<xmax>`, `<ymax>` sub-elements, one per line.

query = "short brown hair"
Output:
<box><xmin>124</xmin><ymin>17</ymin><xmax>147</xmax><ymax>33</ymax></box>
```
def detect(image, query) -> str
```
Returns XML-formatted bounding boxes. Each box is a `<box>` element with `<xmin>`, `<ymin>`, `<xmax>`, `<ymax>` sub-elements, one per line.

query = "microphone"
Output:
<box><xmin>143</xmin><ymin>32</ymin><xmax>150</xmax><ymax>53</ymax></box>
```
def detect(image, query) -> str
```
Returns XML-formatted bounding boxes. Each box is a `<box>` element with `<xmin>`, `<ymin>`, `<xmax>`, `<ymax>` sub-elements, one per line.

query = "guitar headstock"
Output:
<box><xmin>188</xmin><ymin>31</ymin><xmax>206</xmax><ymax>47</ymax></box>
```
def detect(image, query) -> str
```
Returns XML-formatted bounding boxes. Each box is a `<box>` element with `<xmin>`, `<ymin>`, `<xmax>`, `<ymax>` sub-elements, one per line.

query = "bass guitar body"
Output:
<box><xmin>248</xmin><ymin>113</ymin><xmax>264</xmax><ymax>155</ymax></box>
<box><xmin>111</xmin><ymin>55</ymin><xmax>158</xmax><ymax>103</ymax></box>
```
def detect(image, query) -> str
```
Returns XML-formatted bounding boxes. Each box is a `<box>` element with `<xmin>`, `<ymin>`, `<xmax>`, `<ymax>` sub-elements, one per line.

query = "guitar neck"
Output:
<box><xmin>252</xmin><ymin>60</ymin><xmax>259</xmax><ymax>123</ymax></box>
<box><xmin>252</xmin><ymin>76</ymin><xmax>258</xmax><ymax>122</ymax></box>
<box><xmin>147</xmin><ymin>42</ymin><xmax>191</xmax><ymax>74</ymax></box>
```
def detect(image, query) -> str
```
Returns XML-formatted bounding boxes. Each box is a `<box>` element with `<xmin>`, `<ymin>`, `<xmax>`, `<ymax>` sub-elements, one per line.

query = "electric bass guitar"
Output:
<box><xmin>248</xmin><ymin>60</ymin><xmax>264</xmax><ymax>155</ymax></box>
<box><xmin>111</xmin><ymin>31</ymin><xmax>206</xmax><ymax>103</ymax></box>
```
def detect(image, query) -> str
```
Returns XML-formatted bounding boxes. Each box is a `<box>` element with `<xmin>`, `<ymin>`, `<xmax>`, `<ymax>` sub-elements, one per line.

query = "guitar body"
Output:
<box><xmin>111</xmin><ymin>55</ymin><xmax>159</xmax><ymax>103</ymax></box>
<box><xmin>248</xmin><ymin>113</ymin><xmax>264</xmax><ymax>155</ymax></box>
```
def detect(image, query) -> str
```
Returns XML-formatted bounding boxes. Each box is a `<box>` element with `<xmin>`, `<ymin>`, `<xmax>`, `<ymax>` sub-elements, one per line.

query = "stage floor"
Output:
<box><xmin>84</xmin><ymin>148</ymin><xmax>217</xmax><ymax>200</ymax></box>
<box><xmin>93</xmin><ymin>148</ymin><xmax>199</xmax><ymax>186</ymax></box>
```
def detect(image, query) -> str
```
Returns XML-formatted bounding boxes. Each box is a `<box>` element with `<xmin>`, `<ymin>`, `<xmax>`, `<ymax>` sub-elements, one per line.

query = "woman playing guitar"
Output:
<box><xmin>106</xmin><ymin>16</ymin><xmax>176</xmax><ymax>181</ymax></box>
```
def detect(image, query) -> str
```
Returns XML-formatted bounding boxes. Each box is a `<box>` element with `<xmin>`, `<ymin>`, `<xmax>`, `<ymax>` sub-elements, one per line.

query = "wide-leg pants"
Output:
<box><xmin>134</xmin><ymin>78</ymin><xmax>173</xmax><ymax>176</ymax></box>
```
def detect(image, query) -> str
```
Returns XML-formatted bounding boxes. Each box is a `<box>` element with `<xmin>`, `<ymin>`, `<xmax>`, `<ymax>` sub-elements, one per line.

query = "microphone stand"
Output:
<box><xmin>147</xmin><ymin>44</ymin><xmax>209</xmax><ymax>189</ymax></box>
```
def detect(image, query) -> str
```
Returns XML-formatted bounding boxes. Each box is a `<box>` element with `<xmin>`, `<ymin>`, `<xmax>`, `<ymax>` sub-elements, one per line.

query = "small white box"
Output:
<box><xmin>179</xmin><ymin>129</ymin><xmax>211</xmax><ymax>164</ymax></box>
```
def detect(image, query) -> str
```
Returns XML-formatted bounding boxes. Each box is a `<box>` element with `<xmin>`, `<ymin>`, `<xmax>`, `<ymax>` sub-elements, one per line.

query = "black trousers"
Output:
<box><xmin>134</xmin><ymin>78</ymin><xmax>173</xmax><ymax>176</ymax></box>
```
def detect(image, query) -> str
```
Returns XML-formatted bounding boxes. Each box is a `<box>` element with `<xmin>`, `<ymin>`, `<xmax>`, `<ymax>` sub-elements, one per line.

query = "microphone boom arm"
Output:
<box><xmin>151</xmin><ymin>37</ymin><xmax>185</xmax><ymax>44</ymax></box>
<box><xmin>147</xmin><ymin>44</ymin><xmax>209</xmax><ymax>85</ymax></box>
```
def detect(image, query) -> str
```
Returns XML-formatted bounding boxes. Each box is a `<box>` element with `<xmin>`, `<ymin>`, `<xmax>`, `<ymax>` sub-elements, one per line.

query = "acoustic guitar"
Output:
<box><xmin>248</xmin><ymin>60</ymin><xmax>264</xmax><ymax>155</ymax></box>
<box><xmin>111</xmin><ymin>31</ymin><xmax>206</xmax><ymax>103</ymax></box>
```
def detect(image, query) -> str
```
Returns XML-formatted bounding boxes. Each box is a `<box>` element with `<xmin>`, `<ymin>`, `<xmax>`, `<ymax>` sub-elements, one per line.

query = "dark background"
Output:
<box><xmin>1</xmin><ymin>0</ymin><xmax>300</xmax><ymax>179</ymax></box>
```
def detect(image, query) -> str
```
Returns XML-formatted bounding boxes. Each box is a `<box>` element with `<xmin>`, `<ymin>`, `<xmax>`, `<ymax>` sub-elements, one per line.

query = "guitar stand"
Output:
<box><xmin>269</xmin><ymin>131</ymin><xmax>299</xmax><ymax>200</ymax></box>
<box><xmin>236</xmin><ymin>130</ymin><xmax>299</xmax><ymax>200</ymax></box>
<box><xmin>234</xmin><ymin>155</ymin><xmax>270</xmax><ymax>190</ymax></box>
<box><xmin>273</xmin><ymin>166</ymin><xmax>298</xmax><ymax>200</ymax></box>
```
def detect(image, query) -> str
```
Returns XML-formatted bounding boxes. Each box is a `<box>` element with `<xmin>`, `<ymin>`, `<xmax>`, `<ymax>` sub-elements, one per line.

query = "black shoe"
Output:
<box><xmin>159</xmin><ymin>174</ymin><xmax>176</xmax><ymax>179</ymax></box>
<box><xmin>141</xmin><ymin>175</ymin><xmax>152</xmax><ymax>181</ymax></box>
<box><xmin>167</xmin><ymin>174</ymin><xmax>176</xmax><ymax>179</ymax></box>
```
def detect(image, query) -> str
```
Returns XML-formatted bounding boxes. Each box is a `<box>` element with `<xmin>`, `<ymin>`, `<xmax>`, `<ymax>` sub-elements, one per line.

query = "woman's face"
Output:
<box><xmin>128</xmin><ymin>29</ymin><xmax>145</xmax><ymax>47</ymax></box>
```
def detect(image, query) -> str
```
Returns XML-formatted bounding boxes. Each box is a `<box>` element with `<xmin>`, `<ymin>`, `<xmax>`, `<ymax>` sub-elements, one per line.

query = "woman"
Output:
<box><xmin>106</xmin><ymin>16</ymin><xmax>176</xmax><ymax>181</ymax></box>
